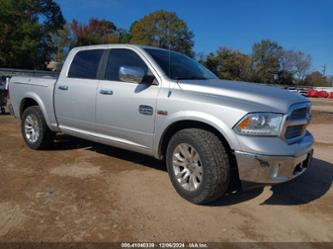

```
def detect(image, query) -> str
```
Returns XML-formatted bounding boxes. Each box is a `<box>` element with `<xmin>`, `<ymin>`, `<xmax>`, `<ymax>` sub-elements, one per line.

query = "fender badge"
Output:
<box><xmin>157</xmin><ymin>110</ymin><xmax>168</xmax><ymax>116</ymax></box>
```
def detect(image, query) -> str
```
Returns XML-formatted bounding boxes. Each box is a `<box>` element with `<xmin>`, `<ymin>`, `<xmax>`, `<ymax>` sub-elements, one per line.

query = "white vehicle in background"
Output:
<box><xmin>285</xmin><ymin>86</ymin><xmax>298</xmax><ymax>93</ymax></box>
<box><xmin>297</xmin><ymin>88</ymin><xmax>309</xmax><ymax>97</ymax></box>
<box><xmin>285</xmin><ymin>86</ymin><xmax>310</xmax><ymax>98</ymax></box>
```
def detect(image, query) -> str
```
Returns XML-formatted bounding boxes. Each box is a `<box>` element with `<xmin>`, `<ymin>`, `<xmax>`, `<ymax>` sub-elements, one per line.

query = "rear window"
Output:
<box><xmin>68</xmin><ymin>50</ymin><xmax>104</xmax><ymax>79</ymax></box>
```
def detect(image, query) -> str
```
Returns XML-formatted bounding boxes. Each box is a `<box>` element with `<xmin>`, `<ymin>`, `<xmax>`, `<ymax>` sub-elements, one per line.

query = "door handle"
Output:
<box><xmin>58</xmin><ymin>85</ymin><xmax>69</xmax><ymax>91</ymax></box>
<box><xmin>99</xmin><ymin>89</ymin><xmax>114</xmax><ymax>95</ymax></box>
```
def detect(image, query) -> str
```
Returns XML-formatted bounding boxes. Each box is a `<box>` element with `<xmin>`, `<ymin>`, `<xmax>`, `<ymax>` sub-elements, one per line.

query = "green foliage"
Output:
<box><xmin>71</xmin><ymin>18</ymin><xmax>119</xmax><ymax>46</ymax></box>
<box><xmin>204</xmin><ymin>48</ymin><xmax>251</xmax><ymax>81</ymax></box>
<box><xmin>0</xmin><ymin>4</ymin><xmax>322</xmax><ymax>85</ymax></box>
<box><xmin>201</xmin><ymin>39</ymin><xmax>315</xmax><ymax>85</ymax></box>
<box><xmin>129</xmin><ymin>10</ymin><xmax>194</xmax><ymax>57</ymax></box>
<box><xmin>52</xmin><ymin>24</ymin><xmax>74</xmax><ymax>63</ymax></box>
<box><xmin>52</xmin><ymin>18</ymin><xmax>132</xmax><ymax>63</ymax></box>
<box><xmin>276</xmin><ymin>70</ymin><xmax>294</xmax><ymax>85</ymax></box>
<box><xmin>117</xmin><ymin>28</ymin><xmax>132</xmax><ymax>44</ymax></box>
<box><xmin>0</xmin><ymin>0</ymin><xmax>65</xmax><ymax>69</ymax></box>
<box><xmin>251</xmin><ymin>40</ymin><xmax>283</xmax><ymax>83</ymax></box>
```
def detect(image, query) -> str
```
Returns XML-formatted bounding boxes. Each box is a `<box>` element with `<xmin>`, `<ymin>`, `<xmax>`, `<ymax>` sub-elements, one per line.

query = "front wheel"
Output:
<box><xmin>166</xmin><ymin>128</ymin><xmax>230</xmax><ymax>204</ymax></box>
<box><xmin>21</xmin><ymin>106</ymin><xmax>55</xmax><ymax>150</ymax></box>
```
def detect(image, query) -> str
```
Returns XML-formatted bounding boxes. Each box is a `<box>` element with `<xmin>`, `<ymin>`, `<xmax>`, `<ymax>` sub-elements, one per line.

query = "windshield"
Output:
<box><xmin>144</xmin><ymin>48</ymin><xmax>217</xmax><ymax>80</ymax></box>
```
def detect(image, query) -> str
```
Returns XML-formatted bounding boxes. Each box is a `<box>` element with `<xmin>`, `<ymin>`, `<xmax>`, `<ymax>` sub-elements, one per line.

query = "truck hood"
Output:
<box><xmin>178</xmin><ymin>79</ymin><xmax>309</xmax><ymax>113</ymax></box>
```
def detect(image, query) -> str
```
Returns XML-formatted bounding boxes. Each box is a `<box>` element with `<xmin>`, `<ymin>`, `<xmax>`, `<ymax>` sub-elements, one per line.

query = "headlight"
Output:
<box><xmin>234</xmin><ymin>113</ymin><xmax>283</xmax><ymax>136</ymax></box>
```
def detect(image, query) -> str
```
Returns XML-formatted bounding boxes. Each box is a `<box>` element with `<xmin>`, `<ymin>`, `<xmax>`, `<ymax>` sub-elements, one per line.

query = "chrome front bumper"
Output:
<box><xmin>234</xmin><ymin>148</ymin><xmax>313</xmax><ymax>184</ymax></box>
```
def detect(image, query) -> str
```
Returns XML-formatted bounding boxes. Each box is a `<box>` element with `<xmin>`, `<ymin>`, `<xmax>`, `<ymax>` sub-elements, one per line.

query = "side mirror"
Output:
<box><xmin>119</xmin><ymin>66</ymin><xmax>145</xmax><ymax>84</ymax></box>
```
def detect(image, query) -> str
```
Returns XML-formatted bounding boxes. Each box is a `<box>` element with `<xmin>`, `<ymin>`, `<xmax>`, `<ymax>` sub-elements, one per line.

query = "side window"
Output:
<box><xmin>105</xmin><ymin>49</ymin><xmax>148</xmax><ymax>81</ymax></box>
<box><xmin>68</xmin><ymin>49</ymin><xmax>104</xmax><ymax>79</ymax></box>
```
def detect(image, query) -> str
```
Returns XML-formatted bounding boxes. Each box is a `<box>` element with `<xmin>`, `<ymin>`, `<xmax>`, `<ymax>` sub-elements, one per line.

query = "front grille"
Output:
<box><xmin>285</xmin><ymin>125</ymin><xmax>304</xmax><ymax>139</ymax></box>
<box><xmin>290</xmin><ymin>107</ymin><xmax>308</xmax><ymax>119</ymax></box>
<box><xmin>284</xmin><ymin>104</ymin><xmax>310</xmax><ymax>140</ymax></box>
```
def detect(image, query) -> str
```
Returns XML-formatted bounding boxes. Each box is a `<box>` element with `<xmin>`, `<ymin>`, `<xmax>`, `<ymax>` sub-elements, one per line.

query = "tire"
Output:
<box><xmin>166</xmin><ymin>128</ymin><xmax>230</xmax><ymax>204</ymax></box>
<box><xmin>21</xmin><ymin>106</ymin><xmax>55</xmax><ymax>150</ymax></box>
<box><xmin>1</xmin><ymin>107</ymin><xmax>5</xmax><ymax>114</ymax></box>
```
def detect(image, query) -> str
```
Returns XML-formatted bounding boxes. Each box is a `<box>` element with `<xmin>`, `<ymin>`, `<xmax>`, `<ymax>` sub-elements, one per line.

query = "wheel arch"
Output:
<box><xmin>19</xmin><ymin>93</ymin><xmax>50</xmax><ymax>127</ymax></box>
<box><xmin>158</xmin><ymin>120</ymin><xmax>233</xmax><ymax>160</ymax></box>
<box><xmin>157</xmin><ymin>119</ymin><xmax>241</xmax><ymax>191</ymax></box>
<box><xmin>20</xmin><ymin>98</ymin><xmax>38</xmax><ymax>117</ymax></box>
<box><xmin>157</xmin><ymin>119</ymin><xmax>241</xmax><ymax>192</ymax></box>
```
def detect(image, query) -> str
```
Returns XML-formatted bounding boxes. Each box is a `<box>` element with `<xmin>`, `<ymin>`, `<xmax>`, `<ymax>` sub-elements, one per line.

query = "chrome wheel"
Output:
<box><xmin>24</xmin><ymin>114</ymin><xmax>40</xmax><ymax>143</ymax></box>
<box><xmin>172</xmin><ymin>143</ymin><xmax>203</xmax><ymax>191</ymax></box>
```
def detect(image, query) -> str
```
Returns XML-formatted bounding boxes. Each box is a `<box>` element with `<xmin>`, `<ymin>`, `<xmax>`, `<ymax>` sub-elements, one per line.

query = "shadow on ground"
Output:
<box><xmin>262</xmin><ymin>158</ymin><xmax>333</xmax><ymax>205</ymax></box>
<box><xmin>51</xmin><ymin>135</ymin><xmax>333</xmax><ymax>206</ymax></box>
<box><xmin>52</xmin><ymin>135</ymin><xmax>166</xmax><ymax>171</ymax></box>
<box><xmin>210</xmin><ymin>158</ymin><xmax>333</xmax><ymax>206</ymax></box>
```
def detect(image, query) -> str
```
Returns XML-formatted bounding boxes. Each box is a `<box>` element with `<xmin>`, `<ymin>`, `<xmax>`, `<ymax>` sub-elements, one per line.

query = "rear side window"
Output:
<box><xmin>105</xmin><ymin>49</ymin><xmax>148</xmax><ymax>81</ymax></box>
<box><xmin>68</xmin><ymin>49</ymin><xmax>104</xmax><ymax>79</ymax></box>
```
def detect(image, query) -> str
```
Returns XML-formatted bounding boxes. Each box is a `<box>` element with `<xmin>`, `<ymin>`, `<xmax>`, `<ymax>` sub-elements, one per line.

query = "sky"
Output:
<box><xmin>55</xmin><ymin>0</ymin><xmax>333</xmax><ymax>75</ymax></box>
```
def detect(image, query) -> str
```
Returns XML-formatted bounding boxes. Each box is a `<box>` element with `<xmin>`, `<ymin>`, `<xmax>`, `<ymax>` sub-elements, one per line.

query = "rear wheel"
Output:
<box><xmin>166</xmin><ymin>128</ymin><xmax>230</xmax><ymax>204</ymax></box>
<box><xmin>21</xmin><ymin>106</ymin><xmax>55</xmax><ymax>150</ymax></box>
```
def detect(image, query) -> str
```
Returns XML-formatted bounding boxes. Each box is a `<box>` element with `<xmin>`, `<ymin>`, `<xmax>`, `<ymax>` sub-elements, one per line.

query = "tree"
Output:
<box><xmin>279</xmin><ymin>50</ymin><xmax>295</xmax><ymax>73</ymax></box>
<box><xmin>304</xmin><ymin>71</ymin><xmax>330</xmax><ymax>87</ymax></box>
<box><xmin>328</xmin><ymin>76</ymin><xmax>333</xmax><ymax>87</ymax></box>
<box><xmin>251</xmin><ymin>40</ymin><xmax>284</xmax><ymax>83</ymax></box>
<box><xmin>71</xmin><ymin>18</ymin><xmax>120</xmax><ymax>46</ymax></box>
<box><xmin>52</xmin><ymin>24</ymin><xmax>75</xmax><ymax>63</ymax></box>
<box><xmin>69</xmin><ymin>18</ymin><xmax>131</xmax><ymax>47</ymax></box>
<box><xmin>52</xmin><ymin>19</ymin><xmax>131</xmax><ymax>64</ymax></box>
<box><xmin>0</xmin><ymin>0</ymin><xmax>65</xmax><ymax>69</ymax></box>
<box><xmin>276</xmin><ymin>70</ymin><xmax>294</xmax><ymax>85</ymax></box>
<box><xmin>274</xmin><ymin>50</ymin><xmax>295</xmax><ymax>85</ymax></box>
<box><xmin>273</xmin><ymin>49</ymin><xmax>312</xmax><ymax>85</ymax></box>
<box><xmin>204</xmin><ymin>48</ymin><xmax>251</xmax><ymax>81</ymax></box>
<box><xmin>130</xmin><ymin>10</ymin><xmax>194</xmax><ymax>57</ymax></box>
<box><xmin>117</xmin><ymin>28</ymin><xmax>132</xmax><ymax>43</ymax></box>
<box><xmin>292</xmin><ymin>51</ymin><xmax>312</xmax><ymax>82</ymax></box>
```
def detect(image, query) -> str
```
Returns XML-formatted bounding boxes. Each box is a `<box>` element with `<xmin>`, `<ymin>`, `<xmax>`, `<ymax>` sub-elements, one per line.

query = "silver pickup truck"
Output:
<box><xmin>9</xmin><ymin>44</ymin><xmax>314</xmax><ymax>204</ymax></box>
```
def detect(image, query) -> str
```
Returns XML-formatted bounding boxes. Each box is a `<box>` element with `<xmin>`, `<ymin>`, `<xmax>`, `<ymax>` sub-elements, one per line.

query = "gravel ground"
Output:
<box><xmin>310</xmin><ymin>98</ymin><xmax>333</xmax><ymax>112</ymax></box>
<box><xmin>0</xmin><ymin>111</ymin><xmax>332</xmax><ymax>247</ymax></box>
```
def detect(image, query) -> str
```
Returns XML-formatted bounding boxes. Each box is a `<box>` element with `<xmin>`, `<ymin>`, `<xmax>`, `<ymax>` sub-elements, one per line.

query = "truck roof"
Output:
<box><xmin>71</xmin><ymin>43</ymin><xmax>168</xmax><ymax>52</ymax></box>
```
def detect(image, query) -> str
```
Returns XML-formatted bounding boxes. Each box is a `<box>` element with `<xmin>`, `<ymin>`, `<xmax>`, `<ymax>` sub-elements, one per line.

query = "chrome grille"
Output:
<box><xmin>284</xmin><ymin>103</ymin><xmax>311</xmax><ymax>141</ymax></box>
<box><xmin>285</xmin><ymin>125</ymin><xmax>304</xmax><ymax>139</ymax></box>
<box><xmin>290</xmin><ymin>107</ymin><xmax>308</xmax><ymax>119</ymax></box>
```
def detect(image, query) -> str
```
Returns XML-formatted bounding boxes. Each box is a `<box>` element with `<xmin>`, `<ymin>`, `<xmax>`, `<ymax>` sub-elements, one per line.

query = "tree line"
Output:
<box><xmin>202</xmin><ymin>41</ymin><xmax>331</xmax><ymax>86</ymax></box>
<box><xmin>0</xmin><ymin>0</ymin><xmax>331</xmax><ymax>86</ymax></box>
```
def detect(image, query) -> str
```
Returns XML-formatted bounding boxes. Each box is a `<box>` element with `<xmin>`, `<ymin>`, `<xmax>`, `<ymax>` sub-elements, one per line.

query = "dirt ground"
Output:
<box><xmin>0</xmin><ymin>109</ymin><xmax>332</xmax><ymax>245</ymax></box>
<box><xmin>310</xmin><ymin>97</ymin><xmax>333</xmax><ymax>112</ymax></box>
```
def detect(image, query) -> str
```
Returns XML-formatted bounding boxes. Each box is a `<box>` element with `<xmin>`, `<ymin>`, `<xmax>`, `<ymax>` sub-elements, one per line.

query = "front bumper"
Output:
<box><xmin>234</xmin><ymin>146</ymin><xmax>313</xmax><ymax>184</ymax></box>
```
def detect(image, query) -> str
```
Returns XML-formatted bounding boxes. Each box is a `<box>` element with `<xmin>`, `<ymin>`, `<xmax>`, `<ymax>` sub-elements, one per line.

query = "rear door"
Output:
<box><xmin>95</xmin><ymin>48</ymin><xmax>160</xmax><ymax>150</ymax></box>
<box><xmin>54</xmin><ymin>49</ymin><xmax>104</xmax><ymax>132</ymax></box>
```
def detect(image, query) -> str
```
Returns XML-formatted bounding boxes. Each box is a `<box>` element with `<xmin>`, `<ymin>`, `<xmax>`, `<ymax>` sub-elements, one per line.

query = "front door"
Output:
<box><xmin>96</xmin><ymin>48</ymin><xmax>160</xmax><ymax>150</ymax></box>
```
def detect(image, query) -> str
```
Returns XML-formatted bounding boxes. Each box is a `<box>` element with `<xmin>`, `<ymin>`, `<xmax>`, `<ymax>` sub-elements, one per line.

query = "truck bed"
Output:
<box><xmin>9</xmin><ymin>75</ymin><xmax>58</xmax><ymax>129</ymax></box>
